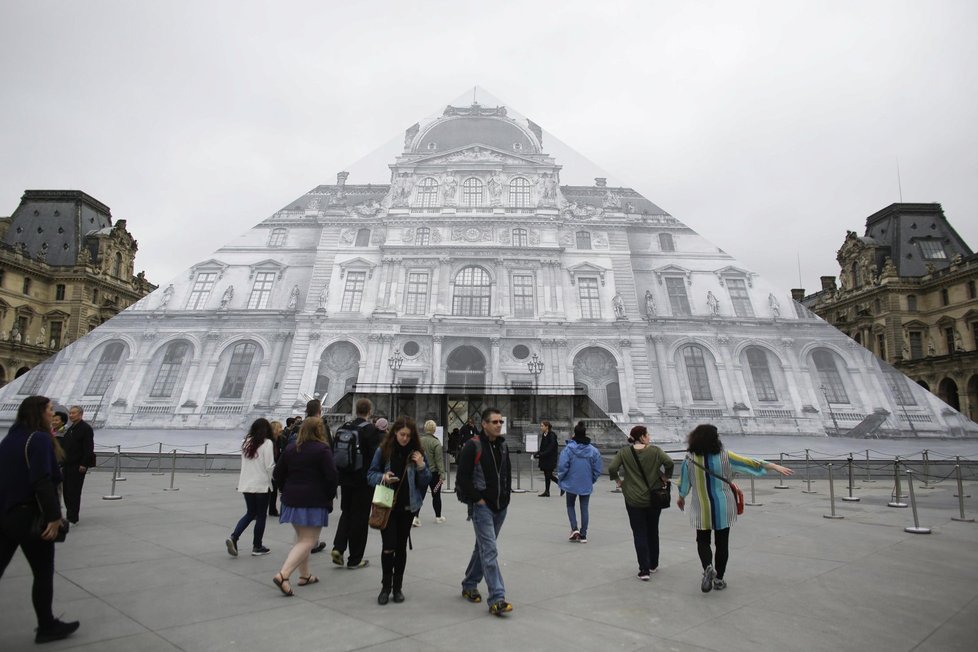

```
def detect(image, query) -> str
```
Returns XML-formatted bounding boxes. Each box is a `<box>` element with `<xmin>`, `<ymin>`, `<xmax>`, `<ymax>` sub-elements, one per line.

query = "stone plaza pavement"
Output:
<box><xmin>2</xmin><ymin>468</ymin><xmax>977</xmax><ymax>652</ymax></box>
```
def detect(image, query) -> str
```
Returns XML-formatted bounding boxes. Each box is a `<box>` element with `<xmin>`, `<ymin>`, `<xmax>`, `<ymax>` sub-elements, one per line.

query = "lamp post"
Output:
<box><xmin>820</xmin><ymin>384</ymin><xmax>840</xmax><ymax>435</ymax></box>
<box><xmin>388</xmin><ymin>347</ymin><xmax>403</xmax><ymax>418</ymax></box>
<box><xmin>527</xmin><ymin>353</ymin><xmax>544</xmax><ymax>423</ymax></box>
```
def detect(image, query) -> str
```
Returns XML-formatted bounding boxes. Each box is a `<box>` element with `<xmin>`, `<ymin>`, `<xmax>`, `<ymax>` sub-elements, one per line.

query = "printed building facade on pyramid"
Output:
<box><xmin>1</xmin><ymin>99</ymin><xmax>973</xmax><ymax>444</ymax></box>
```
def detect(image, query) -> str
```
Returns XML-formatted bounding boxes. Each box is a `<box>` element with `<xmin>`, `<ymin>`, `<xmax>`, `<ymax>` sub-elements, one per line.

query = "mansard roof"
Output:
<box><xmin>3</xmin><ymin>190</ymin><xmax>114</xmax><ymax>266</ymax></box>
<box><xmin>862</xmin><ymin>203</ymin><xmax>973</xmax><ymax>277</ymax></box>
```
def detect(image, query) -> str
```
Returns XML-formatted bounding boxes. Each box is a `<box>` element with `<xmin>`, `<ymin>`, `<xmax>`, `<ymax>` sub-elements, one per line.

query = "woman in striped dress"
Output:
<box><xmin>676</xmin><ymin>424</ymin><xmax>792</xmax><ymax>592</ymax></box>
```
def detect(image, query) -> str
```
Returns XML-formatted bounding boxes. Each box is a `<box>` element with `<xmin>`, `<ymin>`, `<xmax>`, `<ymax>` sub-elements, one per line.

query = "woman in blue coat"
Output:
<box><xmin>557</xmin><ymin>422</ymin><xmax>603</xmax><ymax>543</ymax></box>
<box><xmin>367</xmin><ymin>417</ymin><xmax>432</xmax><ymax>605</ymax></box>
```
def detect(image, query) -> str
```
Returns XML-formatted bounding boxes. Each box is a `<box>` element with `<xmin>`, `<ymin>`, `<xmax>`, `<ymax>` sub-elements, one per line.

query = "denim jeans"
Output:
<box><xmin>462</xmin><ymin>503</ymin><xmax>507</xmax><ymax>605</ymax></box>
<box><xmin>625</xmin><ymin>503</ymin><xmax>662</xmax><ymax>573</ymax></box>
<box><xmin>565</xmin><ymin>492</ymin><xmax>590</xmax><ymax>537</ymax></box>
<box><xmin>231</xmin><ymin>492</ymin><xmax>269</xmax><ymax>548</ymax></box>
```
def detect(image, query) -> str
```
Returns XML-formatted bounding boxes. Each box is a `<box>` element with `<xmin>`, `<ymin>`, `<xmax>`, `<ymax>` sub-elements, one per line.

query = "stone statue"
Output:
<box><xmin>0</xmin><ymin>329</ymin><xmax>7</xmax><ymax>342</ymax></box>
<box><xmin>39</xmin><ymin>326</ymin><xmax>46</xmax><ymax>346</ymax></box>
<box><xmin>441</xmin><ymin>173</ymin><xmax>458</xmax><ymax>205</ymax></box>
<box><xmin>768</xmin><ymin>293</ymin><xmax>781</xmax><ymax>318</ymax></box>
<box><xmin>220</xmin><ymin>285</ymin><xmax>234</xmax><ymax>309</ymax></box>
<box><xmin>160</xmin><ymin>284</ymin><xmax>174</xmax><ymax>310</ymax></box>
<box><xmin>12</xmin><ymin>325</ymin><xmax>22</xmax><ymax>343</ymax></box>
<box><xmin>318</xmin><ymin>285</ymin><xmax>329</xmax><ymax>311</ymax></box>
<box><xmin>881</xmin><ymin>257</ymin><xmax>897</xmax><ymax>277</ymax></box>
<box><xmin>288</xmin><ymin>285</ymin><xmax>300</xmax><ymax>310</ymax></box>
<box><xmin>954</xmin><ymin>329</ymin><xmax>964</xmax><ymax>352</ymax></box>
<box><xmin>537</xmin><ymin>173</ymin><xmax>557</xmax><ymax>206</ymax></box>
<box><xmin>612</xmin><ymin>293</ymin><xmax>626</xmax><ymax>319</ymax></box>
<box><xmin>603</xmin><ymin>190</ymin><xmax>621</xmax><ymax>209</ymax></box>
<box><xmin>707</xmin><ymin>291</ymin><xmax>720</xmax><ymax>316</ymax></box>
<box><xmin>390</xmin><ymin>173</ymin><xmax>413</xmax><ymax>207</ymax></box>
<box><xmin>927</xmin><ymin>337</ymin><xmax>936</xmax><ymax>356</ymax></box>
<box><xmin>645</xmin><ymin>290</ymin><xmax>656</xmax><ymax>318</ymax></box>
<box><xmin>487</xmin><ymin>172</ymin><xmax>504</xmax><ymax>206</ymax></box>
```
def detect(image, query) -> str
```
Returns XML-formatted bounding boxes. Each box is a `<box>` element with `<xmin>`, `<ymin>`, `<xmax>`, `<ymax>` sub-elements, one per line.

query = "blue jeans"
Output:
<box><xmin>231</xmin><ymin>492</ymin><xmax>269</xmax><ymax>548</ymax></box>
<box><xmin>566</xmin><ymin>492</ymin><xmax>590</xmax><ymax>537</ymax></box>
<box><xmin>462</xmin><ymin>503</ymin><xmax>507</xmax><ymax>605</ymax></box>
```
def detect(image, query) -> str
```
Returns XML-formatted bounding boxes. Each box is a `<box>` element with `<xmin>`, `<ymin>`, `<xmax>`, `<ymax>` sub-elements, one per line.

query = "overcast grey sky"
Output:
<box><xmin>2</xmin><ymin>0</ymin><xmax>976</xmax><ymax>296</ymax></box>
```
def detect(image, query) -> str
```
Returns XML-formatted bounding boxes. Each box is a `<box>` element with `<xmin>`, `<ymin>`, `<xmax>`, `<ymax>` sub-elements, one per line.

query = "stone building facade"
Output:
<box><xmin>0</xmin><ymin>190</ymin><xmax>156</xmax><ymax>388</ymax></box>
<box><xmin>803</xmin><ymin>203</ymin><xmax>978</xmax><ymax>424</ymax></box>
<box><xmin>1</xmin><ymin>107</ymin><xmax>969</xmax><ymax>442</ymax></box>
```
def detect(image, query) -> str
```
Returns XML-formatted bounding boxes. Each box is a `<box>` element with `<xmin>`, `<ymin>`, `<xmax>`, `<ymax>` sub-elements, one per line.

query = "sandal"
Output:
<box><xmin>298</xmin><ymin>575</ymin><xmax>319</xmax><ymax>586</ymax></box>
<box><xmin>273</xmin><ymin>573</ymin><xmax>294</xmax><ymax>596</ymax></box>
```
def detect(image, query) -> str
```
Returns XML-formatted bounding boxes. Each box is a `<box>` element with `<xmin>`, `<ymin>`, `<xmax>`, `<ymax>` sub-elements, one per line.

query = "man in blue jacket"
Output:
<box><xmin>557</xmin><ymin>421</ymin><xmax>603</xmax><ymax>543</ymax></box>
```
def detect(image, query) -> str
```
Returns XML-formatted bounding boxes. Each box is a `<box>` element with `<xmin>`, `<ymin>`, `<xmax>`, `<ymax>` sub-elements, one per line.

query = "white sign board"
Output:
<box><xmin>525</xmin><ymin>433</ymin><xmax>539</xmax><ymax>453</ymax></box>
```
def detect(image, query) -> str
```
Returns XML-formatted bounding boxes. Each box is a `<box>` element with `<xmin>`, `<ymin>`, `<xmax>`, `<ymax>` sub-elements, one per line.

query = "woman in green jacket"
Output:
<box><xmin>414</xmin><ymin>420</ymin><xmax>446</xmax><ymax>526</ymax></box>
<box><xmin>608</xmin><ymin>425</ymin><xmax>674</xmax><ymax>581</ymax></box>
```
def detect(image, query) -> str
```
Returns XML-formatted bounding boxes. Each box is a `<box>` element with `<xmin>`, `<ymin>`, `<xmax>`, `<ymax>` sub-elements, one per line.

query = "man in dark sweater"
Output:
<box><xmin>62</xmin><ymin>405</ymin><xmax>96</xmax><ymax>524</ymax></box>
<box><xmin>456</xmin><ymin>408</ymin><xmax>513</xmax><ymax>617</ymax></box>
<box><xmin>330</xmin><ymin>398</ymin><xmax>382</xmax><ymax>569</ymax></box>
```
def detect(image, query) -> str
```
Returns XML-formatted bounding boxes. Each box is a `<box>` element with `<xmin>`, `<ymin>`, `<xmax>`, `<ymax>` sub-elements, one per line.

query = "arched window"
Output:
<box><xmin>813</xmin><ymin>349</ymin><xmax>849</xmax><ymax>404</ymax></box>
<box><xmin>576</xmin><ymin>231</ymin><xmax>591</xmax><ymax>250</ymax></box>
<box><xmin>150</xmin><ymin>341</ymin><xmax>190</xmax><ymax>398</ymax></box>
<box><xmin>461</xmin><ymin>178</ymin><xmax>483</xmax><ymax>207</ymax></box>
<box><xmin>415</xmin><ymin>177</ymin><xmax>439</xmax><ymax>208</ymax></box>
<box><xmin>746</xmin><ymin>347</ymin><xmax>777</xmax><ymax>401</ymax></box>
<box><xmin>452</xmin><ymin>266</ymin><xmax>492</xmax><ymax>317</ymax></box>
<box><xmin>113</xmin><ymin>252</ymin><xmax>123</xmax><ymax>277</ymax></box>
<box><xmin>659</xmin><ymin>233</ymin><xmax>675</xmax><ymax>252</ymax></box>
<box><xmin>512</xmin><ymin>228</ymin><xmax>528</xmax><ymax>247</ymax></box>
<box><xmin>606</xmin><ymin>381</ymin><xmax>623</xmax><ymax>413</ymax></box>
<box><xmin>683</xmin><ymin>345</ymin><xmax>713</xmax><ymax>401</ymax></box>
<box><xmin>220</xmin><ymin>342</ymin><xmax>257</xmax><ymax>399</ymax></box>
<box><xmin>268</xmin><ymin>228</ymin><xmax>287</xmax><ymax>247</ymax></box>
<box><xmin>355</xmin><ymin>228</ymin><xmax>371</xmax><ymax>247</ymax></box>
<box><xmin>416</xmin><ymin>227</ymin><xmax>431</xmax><ymax>246</ymax></box>
<box><xmin>509</xmin><ymin>177</ymin><xmax>531</xmax><ymax>207</ymax></box>
<box><xmin>86</xmin><ymin>342</ymin><xmax>126</xmax><ymax>395</ymax></box>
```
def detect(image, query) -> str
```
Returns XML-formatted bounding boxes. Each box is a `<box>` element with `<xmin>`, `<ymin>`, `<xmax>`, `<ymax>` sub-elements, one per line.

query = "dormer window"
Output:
<box><xmin>918</xmin><ymin>239</ymin><xmax>947</xmax><ymax>260</ymax></box>
<box><xmin>427</xmin><ymin>142</ymin><xmax>438</xmax><ymax>150</ymax></box>
<box><xmin>513</xmin><ymin>143</ymin><xmax>523</xmax><ymax>151</ymax></box>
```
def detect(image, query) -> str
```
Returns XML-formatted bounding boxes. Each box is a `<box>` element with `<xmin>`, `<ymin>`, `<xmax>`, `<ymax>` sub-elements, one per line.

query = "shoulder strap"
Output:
<box><xmin>630</xmin><ymin>446</ymin><xmax>664</xmax><ymax>492</ymax></box>
<box><xmin>686</xmin><ymin>454</ymin><xmax>733</xmax><ymax>487</ymax></box>
<box><xmin>24</xmin><ymin>432</ymin><xmax>35</xmax><ymax>469</ymax></box>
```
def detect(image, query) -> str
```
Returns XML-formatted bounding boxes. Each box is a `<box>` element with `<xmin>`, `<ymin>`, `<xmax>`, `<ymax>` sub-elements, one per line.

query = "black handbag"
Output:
<box><xmin>22</xmin><ymin>433</ymin><xmax>69</xmax><ymax>543</ymax></box>
<box><xmin>630</xmin><ymin>446</ymin><xmax>671</xmax><ymax>509</ymax></box>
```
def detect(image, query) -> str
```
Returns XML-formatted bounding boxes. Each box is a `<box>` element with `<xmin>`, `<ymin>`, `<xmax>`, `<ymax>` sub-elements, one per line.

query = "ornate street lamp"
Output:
<box><xmin>527</xmin><ymin>353</ymin><xmax>544</xmax><ymax>423</ymax></box>
<box><xmin>388</xmin><ymin>347</ymin><xmax>403</xmax><ymax>418</ymax></box>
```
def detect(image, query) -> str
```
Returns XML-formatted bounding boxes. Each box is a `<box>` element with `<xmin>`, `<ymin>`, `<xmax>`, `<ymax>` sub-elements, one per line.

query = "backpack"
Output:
<box><xmin>333</xmin><ymin>421</ymin><xmax>368</xmax><ymax>473</ymax></box>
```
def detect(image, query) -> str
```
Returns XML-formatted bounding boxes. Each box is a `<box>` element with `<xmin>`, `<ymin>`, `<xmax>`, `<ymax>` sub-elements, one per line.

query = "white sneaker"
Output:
<box><xmin>435</xmin><ymin>516</ymin><xmax>446</xmax><ymax>524</ymax></box>
<box><xmin>412</xmin><ymin>517</ymin><xmax>421</xmax><ymax>528</ymax></box>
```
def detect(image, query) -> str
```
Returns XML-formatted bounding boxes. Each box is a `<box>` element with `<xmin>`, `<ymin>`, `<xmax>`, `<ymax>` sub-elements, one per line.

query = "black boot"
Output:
<box><xmin>392</xmin><ymin>554</ymin><xmax>406</xmax><ymax>603</ymax></box>
<box><xmin>378</xmin><ymin>551</ymin><xmax>394</xmax><ymax>605</ymax></box>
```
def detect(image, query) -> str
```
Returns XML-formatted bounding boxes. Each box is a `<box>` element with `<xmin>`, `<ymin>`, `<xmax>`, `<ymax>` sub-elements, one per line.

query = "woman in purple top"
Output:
<box><xmin>271</xmin><ymin>417</ymin><xmax>338</xmax><ymax>596</ymax></box>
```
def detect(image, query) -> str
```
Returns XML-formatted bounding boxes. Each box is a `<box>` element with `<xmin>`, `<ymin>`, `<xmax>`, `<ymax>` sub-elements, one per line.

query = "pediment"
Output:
<box><xmin>338</xmin><ymin>256</ymin><xmax>378</xmax><ymax>279</ymax></box>
<box><xmin>653</xmin><ymin>264</ymin><xmax>693</xmax><ymax>285</ymax></box>
<box><xmin>411</xmin><ymin>144</ymin><xmax>543</xmax><ymax>168</ymax></box>
<box><xmin>248</xmin><ymin>258</ymin><xmax>287</xmax><ymax>280</ymax></box>
<box><xmin>188</xmin><ymin>258</ymin><xmax>229</xmax><ymax>280</ymax></box>
<box><xmin>567</xmin><ymin>261</ymin><xmax>608</xmax><ymax>286</ymax></box>
<box><xmin>714</xmin><ymin>265</ymin><xmax>756</xmax><ymax>287</ymax></box>
<box><xmin>903</xmin><ymin>319</ymin><xmax>928</xmax><ymax>330</ymax></box>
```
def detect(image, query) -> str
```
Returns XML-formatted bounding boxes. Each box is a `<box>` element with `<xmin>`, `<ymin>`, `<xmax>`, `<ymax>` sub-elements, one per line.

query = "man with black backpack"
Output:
<box><xmin>328</xmin><ymin>398</ymin><xmax>381</xmax><ymax>569</ymax></box>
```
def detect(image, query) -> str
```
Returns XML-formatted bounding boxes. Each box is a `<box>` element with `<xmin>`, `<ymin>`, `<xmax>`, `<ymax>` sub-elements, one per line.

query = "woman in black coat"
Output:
<box><xmin>534</xmin><ymin>421</ymin><xmax>559</xmax><ymax>497</ymax></box>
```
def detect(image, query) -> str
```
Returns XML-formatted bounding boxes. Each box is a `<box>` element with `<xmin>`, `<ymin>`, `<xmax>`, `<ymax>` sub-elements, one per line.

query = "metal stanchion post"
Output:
<box><xmin>801</xmin><ymin>449</ymin><xmax>817</xmax><ymax>493</ymax></box>
<box><xmin>953</xmin><ymin>456</ymin><xmax>971</xmax><ymax>498</ymax></box>
<box><xmin>888</xmin><ymin>459</ymin><xmax>907</xmax><ymax>508</ymax></box>
<box><xmin>102</xmin><ymin>450</ymin><xmax>122</xmax><ymax>500</ymax></box>
<box><xmin>903</xmin><ymin>470</ymin><xmax>931</xmax><ymax>534</ymax></box>
<box><xmin>113</xmin><ymin>444</ymin><xmax>126</xmax><ymax>481</ymax></box>
<box><xmin>511</xmin><ymin>451</ymin><xmax>526</xmax><ymax>493</ymax></box>
<box><xmin>529</xmin><ymin>454</ymin><xmax>534</xmax><ymax>492</ymax></box>
<box><xmin>920</xmin><ymin>450</ymin><xmax>933</xmax><ymax>489</ymax></box>
<box><xmin>153</xmin><ymin>442</ymin><xmax>165</xmax><ymax>475</ymax></box>
<box><xmin>864</xmin><ymin>449</ymin><xmax>876</xmax><ymax>483</ymax></box>
<box><xmin>951</xmin><ymin>465</ymin><xmax>974</xmax><ymax>522</ymax></box>
<box><xmin>745</xmin><ymin>476</ymin><xmax>762</xmax><ymax>506</ymax></box>
<box><xmin>775</xmin><ymin>452</ymin><xmax>789</xmax><ymax>489</ymax></box>
<box><xmin>164</xmin><ymin>449</ymin><xmax>180</xmax><ymax>491</ymax></box>
<box><xmin>823</xmin><ymin>463</ymin><xmax>843</xmax><ymax>519</ymax></box>
<box><xmin>842</xmin><ymin>455</ymin><xmax>860</xmax><ymax>502</ymax></box>
<box><xmin>198</xmin><ymin>443</ymin><xmax>210</xmax><ymax>477</ymax></box>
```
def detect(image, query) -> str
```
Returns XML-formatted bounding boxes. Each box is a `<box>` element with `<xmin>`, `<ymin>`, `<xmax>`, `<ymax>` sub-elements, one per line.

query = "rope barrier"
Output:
<box><xmin>842</xmin><ymin>455</ymin><xmax>860</xmax><ymax>502</ymax></box>
<box><xmin>823</xmin><ymin>464</ymin><xmax>843</xmax><ymax>520</ymax></box>
<box><xmin>952</xmin><ymin>465</ymin><xmax>975</xmax><ymax>523</ymax></box>
<box><xmin>903</xmin><ymin>470</ymin><xmax>931</xmax><ymax>535</ymax></box>
<box><xmin>163</xmin><ymin>449</ymin><xmax>179</xmax><ymax>492</ymax></box>
<box><xmin>888</xmin><ymin>460</ymin><xmax>908</xmax><ymax>508</ymax></box>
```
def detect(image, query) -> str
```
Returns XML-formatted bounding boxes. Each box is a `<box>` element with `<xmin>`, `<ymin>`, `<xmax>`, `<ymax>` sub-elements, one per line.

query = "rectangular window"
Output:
<box><xmin>578</xmin><ymin>278</ymin><xmax>601</xmax><ymax>319</ymax></box>
<box><xmin>55</xmin><ymin>284</ymin><xmax>66</xmax><ymax>301</ymax></box>
<box><xmin>576</xmin><ymin>232</ymin><xmax>591</xmax><ymax>250</ymax></box>
<box><xmin>22</xmin><ymin>277</ymin><xmax>31</xmax><ymax>295</ymax></box>
<box><xmin>20</xmin><ymin>362</ymin><xmax>50</xmax><ymax>395</ymax></box>
<box><xmin>727</xmin><ymin>278</ymin><xmax>754</xmax><ymax>317</ymax></box>
<box><xmin>512</xmin><ymin>274</ymin><xmax>535</xmax><ymax>318</ymax></box>
<box><xmin>973</xmin><ymin>322</ymin><xmax>978</xmax><ymax>350</ymax></box>
<box><xmin>659</xmin><ymin>233</ymin><xmax>675</xmax><ymax>252</ymax></box>
<box><xmin>909</xmin><ymin>331</ymin><xmax>923</xmax><ymax>359</ymax></box>
<box><xmin>665</xmin><ymin>277</ymin><xmax>691</xmax><ymax>316</ymax></box>
<box><xmin>918</xmin><ymin>239</ymin><xmax>947</xmax><ymax>259</ymax></box>
<box><xmin>945</xmin><ymin>326</ymin><xmax>955</xmax><ymax>354</ymax></box>
<box><xmin>877</xmin><ymin>334</ymin><xmax>886</xmax><ymax>360</ymax></box>
<box><xmin>247</xmin><ymin>272</ymin><xmax>276</xmax><ymax>309</ymax></box>
<box><xmin>187</xmin><ymin>272</ymin><xmax>217</xmax><ymax>309</ymax></box>
<box><xmin>341</xmin><ymin>271</ymin><xmax>366</xmax><ymax>312</ymax></box>
<box><xmin>49</xmin><ymin>322</ymin><xmax>63</xmax><ymax>349</ymax></box>
<box><xmin>906</xmin><ymin>295</ymin><xmax>917</xmax><ymax>311</ymax></box>
<box><xmin>968</xmin><ymin>281</ymin><xmax>977</xmax><ymax>300</ymax></box>
<box><xmin>885</xmin><ymin>371</ymin><xmax>917</xmax><ymax>406</ymax></box>
<box><xmin>404</xmin><ymin>271</ymin><xmax>429</xmax><ymax>315</ymax></box>
<box><xmin>683</xmin><ymin>347</ymin><xmax>713</xmax><ymax>401</ymax></box>
<box><xmin>941</xmin><ymin>288</ymin><xmax>950</xmax><ymax>306</ymax></box>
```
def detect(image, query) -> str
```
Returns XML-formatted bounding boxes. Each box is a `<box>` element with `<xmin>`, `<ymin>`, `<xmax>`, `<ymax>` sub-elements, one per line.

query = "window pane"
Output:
<box><xmin>576</xmin><ymin>231</ymin><xmax>591</xmax><ymax>249</ymax></box>
<box><xmin>512</xmin><ymin>274</ymin><xmax>535</xmax><ymax>318</ymax></box>
<box><xmin>151</xmin><ymin>341</ymin><xmax>189</xmax><ymax>398</ymax></box>
<box><xmin>509</xmin><ymin>177</ymin><xmax>531</xmax><ymax>207</ymax></box>
<box><xmin>659</xmin><ymin>233</ymin><xmax>675</xmax><ymax>252</ymax></box>
<box><xmin>885</xmin><ymin>369</ymin><xmax>917</xmax><ymax>406</ymax></box>
<box><xmin>269</xmin><ymin>228</ymin><xmax>287</xmax><ymax>247</ymax></box>
<box><xmin>606</xmin><ymin>381</ymin><xmax>623</xmax><ymax>412</ymax></box>
<box><xmin>220</xmin><ymin>342</ymin><xmax>256</xmax><ymax>399</ymax></box>
<box><xmin>405</xmin><ymin>271</ymin><xmax>429</xmax><ymax>315</ymax></box>
<box><xmin>462</xmin><ymin>178</ymin><xmax>483</xmax><ymax>207</ymax></box>
<box><xmin>416</xmin><ymin>227</ymin><xmax>430</xmax><ymax>246</ymax></box>
<box><xmin>187</xmin><ymin>272</ymin><xmax>217</xmax><ymax>309</ymax></box>
<box><xmin>55</xmin><ymin>284</ymin><xmax>66</xmax><ymax>300</ymax></box>
<box><xmin>86</xmin><ymin>342</ymin><xmax>125</xmax><ymax>395</ymax></box>
<box><xmin>909</xmin><ymin>332</ymin><xmax>923</xmax><ymax>359</ymax></box>
<box><xmin>683</xmin><ymin>346</ymin><xmax>713</xmax><ymax>400</ymax></box>
<box><xmin>341</xmin><ymin>271</ymin><xmax>366</xmax><ymax>312</ymax></box>
<box><xmin>21</xmin><ymin>362</ymin><xmax>51</xmax><ymax>395</ymax></box>
<box><xmin>727</xmin><ymin>279</ymin><xmax>755</xmax><ymax>317</ymax></box>
<box><xmin>247</xmin><ymin>272</ymin><xmax>276</xmax><ymax>309</ymax></box>
<box><xmin>578</xmin><ymin>278</ymin><xmax>601</xmax><ymax>319</ymax></box>
<box><xmin>665</xmin><ymin>277</ymin><xmax>691</xmax><ymax>315</ymax></box>
<box><xmin>416</xmin><ymin>177</ymin><xmax>439</xmax><ymax>208</ymax></box>
<box><xmin>918</xmin><ymin>240</ymin><xmax>947</xmax><ymax>259</ymax></box>
<box><xmin>746</xmin><ymin>347</ymin><xmax>777</xmax><ymax>401</ymax></box>
<box><xmin>452</xmin><ymin>266</ymin><xmax>491</xmax><ymax>316</ymax></box>
<box><xmin>355</xmin><ymin>229</ymin><xmax>371</xmax><ymax>247</ymax></box>
<box><xmin>814</xmin><ymin>350</ymin><xmax>849</xmax><ymax>403</ymax></box>
<box><xmin>906</xmin><ymin>295</ymin><xmax>917</xmax><ymax>311</ymax></box>
<box><xmin>512</xmin><ymin>228</ymin><xmax>528</xmax><ymax>247</ymax></box>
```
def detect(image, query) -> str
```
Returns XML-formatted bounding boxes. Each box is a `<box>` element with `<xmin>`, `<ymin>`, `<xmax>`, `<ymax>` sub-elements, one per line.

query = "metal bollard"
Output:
<box><xmin>903</xmin><ymin>470</ymin><xmax>931</xmax><ymax>534</ymax></box>
<box><xmin>113</xmin><ymin>444</ymin><xmax>127</xmax><ymax>481</ymax></box>
<box><xmin>920</xmin><ymin>450</ymin><xmax>933</xmax><ymax>489</ymax></box>
<box><xmin>801</xmin><ymin>449</ymin><xmax>817</xmax><ymax>493</ymax></box>
<box><xmin>153</xmin><ymin>442</ymin><xmax>165</xmax><ymax>475</ymax></box>
<box><xmin>842</xmin><ymin>455</ymin><xmax>860</xmax><ymax>502</ymax></box>
<box><xmin>951</xmin><ymin>465</ymin><xmax>974</xmax><ymax>523</ymax></box>
<box><xmin>953</xmin><ymin>457</ymin><xmax>971</xmax><ymax>498</ymax></box>
<box><xmin>864</xmin><ymin>449</ymin><xmax>876</xmax><ymax>483</ymax></box>
<box><xmin>823</xmin><ymin>463</ymin><xmax>843</xmax><ymax>519</ymax></box>
<box><xmin>198</xmin><ymin>443</ymin><xmax>210</xmax><ymax>477</ymax></box>
<box><xmin>887</xmin><ymin>459</ymin><xmax>907</xmax><ymax>508</ymax></box>
<box><xmin>774</xmin><ymin>452</ymin><xmax>789</xmax><ymax>489</ymax></box>
<box><xmin>511</xmin><ymin>452</ymin><xmax>526</xmax><ymax>493</ymax></box>
<box><xmin>745</xmin><ymin>476</ymin><xmax>762</xmax><ymax>506</ymax></box>
<box><xmin>102</xmin><ymin>450</ymin><xmax>123</xmax><ymax>500</ymax></box>
<box><xmin>164</xmin><ymin>449</ymin><xmax>180</xmax><ymax>491</ymax></box>
<box><xmin>529</xmin><ymin>454</ymin><xmax>534</xmax><ymax>492</ymax></box>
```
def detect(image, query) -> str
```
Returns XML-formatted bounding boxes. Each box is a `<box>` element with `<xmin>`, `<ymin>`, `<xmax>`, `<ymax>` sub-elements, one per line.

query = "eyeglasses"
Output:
<box><xmin>487</xmin><ymin>420</ymin><xmax>504</xmax><ymax>425</ymax></box>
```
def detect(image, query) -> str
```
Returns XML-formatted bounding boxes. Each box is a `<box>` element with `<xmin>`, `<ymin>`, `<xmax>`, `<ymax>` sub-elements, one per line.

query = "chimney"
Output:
<box><xmin>337</xmin><ymin>171</ymin><xmax>349</xmax><ymax>187</ymax></box>
<box><xmin>594</xmin><ymin>177</ymin><xmax>607</xmax><ymax>187</ymax></box>
<box><xmin>790</xmin><ymin>288</ymin><xmax>806</xmax><ymax>301</ymax></box>
<box><xmin>820</xmin><ymin>276</ymin><xmax>837</xmax><ymax>291</ymax></box>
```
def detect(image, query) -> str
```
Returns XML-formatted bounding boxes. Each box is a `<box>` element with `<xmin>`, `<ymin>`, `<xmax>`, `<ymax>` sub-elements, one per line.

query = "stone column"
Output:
<box><xmin>437</xmin><ymin>256</ymin><xmax>452</xmax><ymax>314</ymax></box>
<box><xmin>776</xmin><ymin>338</ymin><xmax>806</xmax><ymax>413</ymax></box>
<box><xmin>715</xmin><ymin>335</ymin><xmax>749</xmax><ymax>407</ymax></box>
<box><xmin>431</xmin><ymin>335</ymin><xmax>444</xmax><ymax>389</ymax></box>
<box><xmin>618</xmin><ymin>338</ymin><xmax>638</xmax><ymax>414</ymax></box>
<box><xmin>490</xmin><ymin>337</ymin><xmax>502</xmax><ymax>388</ymax></box>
